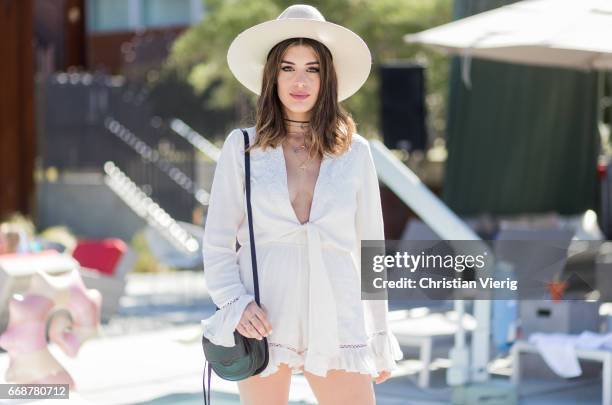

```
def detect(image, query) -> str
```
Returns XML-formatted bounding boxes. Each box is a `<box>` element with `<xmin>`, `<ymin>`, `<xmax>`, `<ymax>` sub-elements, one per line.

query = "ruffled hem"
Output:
<box><xmin>200</xmin><ymin>294</ymin><xmax>254</xmax><ymax>347</ymax></box>
<box><xmin>258</xmin><ymin>331</ymin><xmax>404</xmax><ymax>378</ymax></box>
<box><xmin>259</xmin><ymin>344</ymin><xmax>306</xmax><ymax>378</ymax></box>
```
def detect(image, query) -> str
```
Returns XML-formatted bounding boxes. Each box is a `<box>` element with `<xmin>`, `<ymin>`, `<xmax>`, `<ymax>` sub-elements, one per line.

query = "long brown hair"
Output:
<box><xmin>250</xmin><ymin>38</ymin><xmax>356</xmax><ymax>157</ymax></box>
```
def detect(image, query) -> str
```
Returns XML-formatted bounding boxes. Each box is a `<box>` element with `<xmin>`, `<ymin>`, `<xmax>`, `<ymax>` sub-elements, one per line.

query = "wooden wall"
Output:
<box><xmin>87</xmin><ymin>26</ymin><xmax>186</xmax><ymax>74</ymax></box>
<box><xmin>34</xmin><ymin>0</ymin><xmax>87</xmax><ymax>73</ymax></box>
<box><xmin>0</xmin><ymin>0</ymin><xmax>35</xmax><ymax>220</ymax></box>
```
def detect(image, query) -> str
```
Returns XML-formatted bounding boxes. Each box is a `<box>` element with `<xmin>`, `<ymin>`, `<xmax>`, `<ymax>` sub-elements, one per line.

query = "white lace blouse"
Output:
<box><xmin>201</xmin><ymin>126</ymin><xmax>403</xmax><ymax>378</ymax></box>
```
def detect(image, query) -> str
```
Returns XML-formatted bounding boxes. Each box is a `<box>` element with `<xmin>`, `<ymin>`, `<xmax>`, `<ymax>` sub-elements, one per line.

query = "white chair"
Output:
<box><xmin>390</xmin><ymin>308</ymin><xmax>476</xmax><ymax>387</ymax></box>
<box><xmin>511</xmin><ymin>340</ymin><xmax>612</xmax><ymax>405</ymax></box>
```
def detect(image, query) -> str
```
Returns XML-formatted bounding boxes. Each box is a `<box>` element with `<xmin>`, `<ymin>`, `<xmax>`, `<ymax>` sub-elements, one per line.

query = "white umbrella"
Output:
<box><xmin>405</xmin><ymin>0</ymin><xmax>612</xmax><ymax>71</ymax></box>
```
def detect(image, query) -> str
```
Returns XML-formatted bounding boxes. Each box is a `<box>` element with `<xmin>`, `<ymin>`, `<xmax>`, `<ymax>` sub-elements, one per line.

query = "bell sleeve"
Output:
<box><xmin>355</xmin><ymin>139</ymin><xmax>404</xmax><ymax>372</ymax></box>
<box><xmin>201</xmin><ymin>129</ymin><xmax>254</xmax><ymax>347</ymax></box>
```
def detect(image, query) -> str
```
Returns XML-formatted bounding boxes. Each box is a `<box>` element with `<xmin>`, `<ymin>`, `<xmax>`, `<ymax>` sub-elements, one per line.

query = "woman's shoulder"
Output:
<box><xmin>326</xmin><ymin>132</ymin><xmax>370</xmax><ymax>161</ymax></box>
<box><xmin>224</xmin><ymin>126</ymin><xmax>257</xmax><ymax>151</ymax></box>
<box><xmin>350</xmin><ymin>133</ymin><xmax>368</xmax><ymax>148</ymax></box>
<box><xmin>226</xmin><ymin>126</ymin><xmax>256</xmax><ymax>141</ymax></box>
<box><xmin>348</xmin><ymin>132</ymin><xmax>372</xmax><ymax>157</ymax></box>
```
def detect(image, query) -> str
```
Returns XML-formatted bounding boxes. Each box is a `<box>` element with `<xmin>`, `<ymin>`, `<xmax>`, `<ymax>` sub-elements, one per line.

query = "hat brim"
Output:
<box><xmin>227</xmin><ymin>18</ymin><xmax>371</xmax><ymax>102</ymax></box>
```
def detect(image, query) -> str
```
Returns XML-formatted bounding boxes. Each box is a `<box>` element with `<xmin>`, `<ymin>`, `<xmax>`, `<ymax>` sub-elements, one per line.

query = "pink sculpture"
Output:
<box><xmin>0</xmin><ymin>268</ymin><xmax>102</xmax><ymax>388</ymax></box>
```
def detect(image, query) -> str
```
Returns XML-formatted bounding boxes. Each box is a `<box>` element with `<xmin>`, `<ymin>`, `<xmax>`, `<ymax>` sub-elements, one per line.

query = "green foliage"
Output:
<box><xmin>39</xmin><ymin>226</ymin><xmax>77</xmax><ymax>254</ymax></box>
<box><xmin>131</xmin><ymin>230</ymin><xmax>172</xmax><ymax>273</ymax></box>
<box><xmin>166</xmin><ymin>0</ymin><xmax>453</xmax><ymax>138</ymax></box>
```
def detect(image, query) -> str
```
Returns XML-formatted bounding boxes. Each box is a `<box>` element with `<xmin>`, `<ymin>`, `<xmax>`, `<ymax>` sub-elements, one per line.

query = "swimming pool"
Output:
<box><xmin>135</xmin><ymin>392</ymin><xmax>311</xmax><ymax>404</ymax></box>
<box><xmin>135</xmin><ymin>392</ymin><xmax>240</xmax><ymax>404</ymax></box>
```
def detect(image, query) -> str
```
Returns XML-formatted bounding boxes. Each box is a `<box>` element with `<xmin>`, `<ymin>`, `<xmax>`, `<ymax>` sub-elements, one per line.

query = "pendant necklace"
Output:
<box><xmin>284</xmin><ymin>118</ymin><xmax>312</xmax><ymax>169</ymax></box>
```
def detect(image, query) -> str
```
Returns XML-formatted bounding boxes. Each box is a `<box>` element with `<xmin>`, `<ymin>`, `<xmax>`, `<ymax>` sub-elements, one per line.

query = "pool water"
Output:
<box><xmin>135</xmin><ymin>392</ymin><xmax>311</xmax><ymax>404</ymax></box>
<box><xmin>136</xmin><ymin>392</ymin><xmax>240</xmax><ymax>404</ymax></box>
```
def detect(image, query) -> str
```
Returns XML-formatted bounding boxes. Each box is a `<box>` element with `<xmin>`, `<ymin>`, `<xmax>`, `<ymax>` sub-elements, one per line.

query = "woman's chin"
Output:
<box><xmin>285</xmin><ymin>105</ymin><xmax>314</xmax><ymax>116</ymax></box>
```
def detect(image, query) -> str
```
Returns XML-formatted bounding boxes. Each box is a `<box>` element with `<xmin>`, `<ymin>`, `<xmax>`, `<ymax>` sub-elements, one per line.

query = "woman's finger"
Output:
<box><xmin>240</xmin><ymin>323</ymin><xmax>255</xmax><ymax>339</ymax></box>
<box><xmin>241</xmin><ymin>303</ymin><xmax>255</xmax><ymax>321</ymax></box>
<box><xmin>374</xmin><ymin>371</ymin><xmax>383</xmax><ymax>384</ymax></box>
<box><xmin>236</xmin><ymin>323</ymin><xmax>247</xmax><ymax>338</ymax></box>
<box><xmin>244</xmin><ymin>321</ymin><xmax>263</xmax><ymax>339</ymax></box>
<box><xmin>241</xmin><ymin>302</ymin><xmax>270</xmax><ymax>337</ymax></box>
<box><xmin>248</xmin><ymin>316</ymin><xmax>268</xmax><ymax>338</ymax></box>
<box><xmin>241</xmin><ymin>304</ymin><xmax>257</xmax><ymax>323</ymax></box>
<box><xmin>252</xmin><ymin>306</ymin><xmax>273</xmax><ymax>334</ymax></box>
<box><xmin>374</xmin><ymin>371</ymin><xmax>391</xmax><ymax>384</ymax></box>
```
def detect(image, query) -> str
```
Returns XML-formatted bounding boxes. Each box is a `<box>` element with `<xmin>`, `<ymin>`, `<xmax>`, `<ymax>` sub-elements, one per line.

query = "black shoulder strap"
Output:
<box><xmin>241</xmin><ymin>129</ymin><xmax>261</xmax><ymax>307</ymax></box>
<box><xmin>202</xmin><ymin>129</ymin><xmax>262</xmax><ymax>405</ymax></box>
<box><xmin>203</xmin><ymin>129</ymin><xmax>261</xmax><ymax>405</ymax></box>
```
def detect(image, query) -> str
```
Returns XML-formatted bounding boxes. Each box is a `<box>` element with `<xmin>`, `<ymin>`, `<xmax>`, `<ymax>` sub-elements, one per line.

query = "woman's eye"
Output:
<box><xmin>280</xmin><ymin>66</ymin><xmax>320</xmax><ymax>73</ymax></box>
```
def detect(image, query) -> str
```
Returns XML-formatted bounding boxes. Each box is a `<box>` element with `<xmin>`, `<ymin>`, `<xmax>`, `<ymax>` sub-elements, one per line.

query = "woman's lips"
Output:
<box><xmin>290</xmin><ymin>93</ymin><xmax>309</xmax><ymax>100</ymax></box>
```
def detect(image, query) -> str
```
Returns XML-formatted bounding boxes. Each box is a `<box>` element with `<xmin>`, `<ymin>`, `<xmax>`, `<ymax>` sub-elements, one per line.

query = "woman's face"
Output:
<box><xmin>277</xmin><ymin>44</ymin><xmax>321</xmax><ymax>121</ymax></box>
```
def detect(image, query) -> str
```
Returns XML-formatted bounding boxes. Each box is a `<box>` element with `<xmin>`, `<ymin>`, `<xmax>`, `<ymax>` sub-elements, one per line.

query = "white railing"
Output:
<box><xmin>170</xmin><ymin>118</ymin><xmax>221</xmax><ymax>162</ymax></box>
<box><xmin>105</xmin><ymin>117</ymin><xmax>210</xmax><ymax>206</ymax></box>
<box><xmin>104</xmin><ymin>161</ymin><xmax>199</xmax><ymax>254</ymax></box>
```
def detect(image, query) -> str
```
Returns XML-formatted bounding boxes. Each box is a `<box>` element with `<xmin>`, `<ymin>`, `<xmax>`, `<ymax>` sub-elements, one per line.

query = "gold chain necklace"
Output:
<box><xmin>297</xmin><ymin>152</ymin><xmax>314</xmax><ymax>170</ymax></box>
<box><xmin>284</xmin><ymin>140</ymin><xmax>313</xmax><ymax>170</ymax></box>
<box><xmin>283</xmin><ymin>119</ymin><xmax>313</xmax><ymax>170</ymax></box>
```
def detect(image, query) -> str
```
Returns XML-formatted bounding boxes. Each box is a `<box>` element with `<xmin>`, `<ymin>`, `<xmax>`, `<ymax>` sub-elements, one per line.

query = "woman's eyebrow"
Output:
<box><xmin>281</xmin><ymin>60</ymin><xmax>320</xmax><ymax>65</ymax></box>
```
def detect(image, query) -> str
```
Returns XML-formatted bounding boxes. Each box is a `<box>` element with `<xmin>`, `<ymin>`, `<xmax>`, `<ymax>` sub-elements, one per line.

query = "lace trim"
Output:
<box><xmin>247</xmin><ymin>139</ymin><xmax>360</xmax><ymax>212</ymax></box>
<box><xmin>269</xmin><ymin>341</ymin><xmax>368</xmax><ymax>354</ymax></box>
<box><xmin>339</xmin><ymin>343</ymin><xmax>368</xmax><ymax>349</ymax></box>
<box><xmin>268</xmin><ymin>331</ymin><xmax>388</xmax><ymax>353</ymax></box>
<box><xmin>219</xmin><ymin>296</ymin><xmax>240</xmax><ymax>309</ymax></box>
<box><xmin>269</xmin><ymin>342</ymin><xmax>305</xmax><ymax>355</ymax></box>
<box><xmin>311</xmin><ymin>143</ymin><xmax>355</xmax><ymax>211</ymax></box>
<box><xmin>248</xmin><ymin>145</ymin><xmax>286</xmax><ymax>197</ymax></box>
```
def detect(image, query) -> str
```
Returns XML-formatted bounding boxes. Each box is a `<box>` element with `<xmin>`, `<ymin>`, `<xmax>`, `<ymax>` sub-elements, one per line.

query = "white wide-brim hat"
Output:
<box><xmin>227</xmin><ymin>4</ymin><xmax>371</xmax><ymax>102</ymax></box>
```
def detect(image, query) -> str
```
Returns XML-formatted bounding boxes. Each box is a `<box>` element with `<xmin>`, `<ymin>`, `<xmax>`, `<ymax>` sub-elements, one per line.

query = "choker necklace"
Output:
<box><xmin>284</xmin><ymin>118</ymin><xmax>310</xmax><ymax>130</ymax></box>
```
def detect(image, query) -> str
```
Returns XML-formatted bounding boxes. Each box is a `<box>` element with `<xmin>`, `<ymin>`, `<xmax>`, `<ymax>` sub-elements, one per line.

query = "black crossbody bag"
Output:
<box><xmin>201</xmin><ymin>129</ymin><xmax>270</xmax><ymax>405</ymax></box>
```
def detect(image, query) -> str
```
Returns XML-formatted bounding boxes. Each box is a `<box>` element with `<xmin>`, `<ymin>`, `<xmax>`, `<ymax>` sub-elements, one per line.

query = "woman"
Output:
<box><xmin>201</xmin><ymin>5</ymin><xmax>403</xmax><ymax>405</ymax></box>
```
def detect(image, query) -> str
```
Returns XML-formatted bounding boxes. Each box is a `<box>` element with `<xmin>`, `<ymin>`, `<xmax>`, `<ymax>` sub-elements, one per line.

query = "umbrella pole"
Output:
<box><xmin>471</xmin><ymin>299</ymin><xmax>491</xmax><ymax>382</ymax></box>
<box><xmin>447</xmin><ymin>299</ymin><xmax>471</xmax><ymax>385</ymax></box>
<box><xmin>597</xmin><ymin>70</ymin><xmax>611</xmax><ymax>155</ymax></box>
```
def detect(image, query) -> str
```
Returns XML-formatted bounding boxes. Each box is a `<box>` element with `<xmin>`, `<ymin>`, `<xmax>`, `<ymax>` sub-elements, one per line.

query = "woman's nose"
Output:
<box><xmin>294</xmin><ymin>71</ymin><xmax>308</xmax><ymax>86</ymax></box>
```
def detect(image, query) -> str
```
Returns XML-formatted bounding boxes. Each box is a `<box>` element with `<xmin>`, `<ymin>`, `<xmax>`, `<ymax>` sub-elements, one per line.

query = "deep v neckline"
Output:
<box><xmin>277</xmin><ymin>144</ymin><xmax>327</xmax><ymax>225</ymax></box>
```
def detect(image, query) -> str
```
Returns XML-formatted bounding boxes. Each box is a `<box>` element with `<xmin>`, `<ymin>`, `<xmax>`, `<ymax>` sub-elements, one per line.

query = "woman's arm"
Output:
<box><xmin>202</xmin><ymin>129</ymin><xmax>254</xmax><ymax>314</ymax></box>
<box><xmin>355</xmin><ymin>139</ymin><xmax>403</xmax><ymax>371</ymax></box>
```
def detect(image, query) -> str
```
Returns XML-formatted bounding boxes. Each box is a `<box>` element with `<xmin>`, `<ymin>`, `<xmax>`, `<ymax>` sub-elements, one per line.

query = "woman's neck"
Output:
<box><xmin>283</xmin><ymin>113</ymin><xmax>310</xmax><ymax>139</ymax></box>
<box><xmin>284</xmin><ymin>122</ymin><xmax>309</xmax><ymax>137</ymax></box>
<box><xmin>283</xmin><ymin>110</ymin><xmax>311</xmax><ymax>122</ymax></box>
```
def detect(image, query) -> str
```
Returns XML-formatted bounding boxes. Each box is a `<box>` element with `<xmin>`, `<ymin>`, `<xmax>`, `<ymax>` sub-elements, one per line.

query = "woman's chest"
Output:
<box><xmin>248</xmin><ymin>145</ymin><xmax>361</xmax><ymax>221</ymax></box>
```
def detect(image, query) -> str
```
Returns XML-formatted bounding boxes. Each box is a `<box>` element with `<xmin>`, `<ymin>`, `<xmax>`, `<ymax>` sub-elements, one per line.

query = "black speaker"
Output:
<box><xmin>379</xmin><ymin>62</ymin><xmax>427</xmax><ymax>152</ymax></box>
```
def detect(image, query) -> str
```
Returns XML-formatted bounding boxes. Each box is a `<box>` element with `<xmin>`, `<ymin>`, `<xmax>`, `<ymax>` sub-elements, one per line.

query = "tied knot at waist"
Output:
<box><xmin>301</xmin><ymin>223</ymin><xmax>341</xmax><ymax>359</ymax></box>
<box><xmin>246</xmin><ymin>222</ymin><xmax>342</xmax><ymax>359</ymax></box>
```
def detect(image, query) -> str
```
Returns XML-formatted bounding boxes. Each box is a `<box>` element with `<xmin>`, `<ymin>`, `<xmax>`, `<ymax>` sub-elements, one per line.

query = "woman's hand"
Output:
<box><xmin>235</xmin><ymin>301</ymin><xmax>273</xmax><ymax>340</ymax></box>
<box><xmin>373</xmin><ymin>370</ymin><xmax>391</xmax><ymax>384</ymax></box>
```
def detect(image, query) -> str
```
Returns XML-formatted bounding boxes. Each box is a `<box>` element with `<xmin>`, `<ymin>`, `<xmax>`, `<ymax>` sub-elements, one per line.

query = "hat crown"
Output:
<box><xmin>277</xmin><ymin>4</ymin><xmax>326</xmax><ymax>22</ymax></box>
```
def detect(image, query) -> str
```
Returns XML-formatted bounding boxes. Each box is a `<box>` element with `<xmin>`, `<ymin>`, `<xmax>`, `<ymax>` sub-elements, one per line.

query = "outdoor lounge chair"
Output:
<box><xmin>0</xmin><ymin>250</ymin><xmax>79</xmax><ymax>333</ymax></box>
<box><xmin>72</xmin><ymin>239</ymin><xmax>136</xmax><ymax>323</ymax></box>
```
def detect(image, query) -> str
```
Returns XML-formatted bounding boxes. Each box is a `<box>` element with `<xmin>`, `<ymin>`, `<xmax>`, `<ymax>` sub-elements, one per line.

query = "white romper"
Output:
<box><xmin>201</xmin><ymin>126</ymin><xmax>403</xmax><ymax>378</ymax></box>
